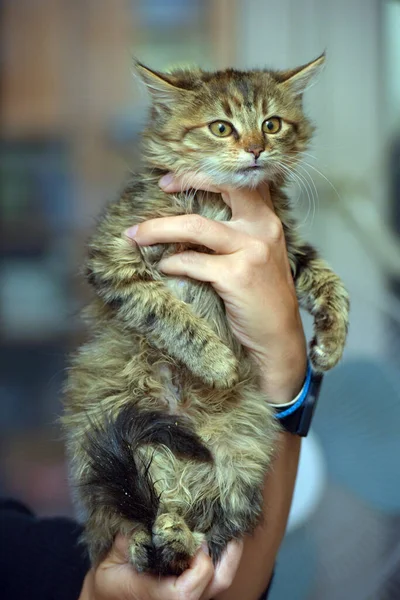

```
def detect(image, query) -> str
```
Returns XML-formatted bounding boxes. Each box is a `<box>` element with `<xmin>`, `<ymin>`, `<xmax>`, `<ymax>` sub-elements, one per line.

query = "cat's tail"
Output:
<box><xmin>81</xmin><ymin>404</ymin><xmax>212</xmax><ymax>548</ymax></box>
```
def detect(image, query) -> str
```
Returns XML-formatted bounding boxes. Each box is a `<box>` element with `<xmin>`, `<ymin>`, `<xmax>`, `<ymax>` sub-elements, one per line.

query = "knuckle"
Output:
<box><xmin>180</xmin><ymin>250</ymin><xmax>197</xmax><ymax>264</ymax></box>
<box><xmin>184</xmin><ymin>214</ymin><xmax>207</xmax><ymax>235</ymax></box>
<box><xmin>175</xmin><ymin>564</ymin><xmax>214</xmax><ymax>600</ymax></box>
<box><xmin>266</xmin><ymin>215</ymin><xmax>284</xmax><ymax>242</ymax></box>
<box><xmin>215</xmin><ymin>572</ymin><xmax>235</xmax><ymax>592</ymax></box>
<box><xmin>231</xmin><ymin>261</ymin><xmax>252</xmax><ymax>287</ymax></box>
<box><xmin>176</xmin><ymin>592</ymin><xmax>193</xmax><ymax>600</ymax></box>
<box><xmin>248</xmin><ymin>239</ymin><xmax>270</xmax><ymax>264</ymax></box>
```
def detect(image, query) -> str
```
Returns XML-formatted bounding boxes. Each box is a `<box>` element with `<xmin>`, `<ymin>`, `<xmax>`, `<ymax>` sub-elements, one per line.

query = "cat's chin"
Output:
<box><xmin>204</xmin><ymin>169</ymin><xmax>270</xmax><ymax>189</ymax></box>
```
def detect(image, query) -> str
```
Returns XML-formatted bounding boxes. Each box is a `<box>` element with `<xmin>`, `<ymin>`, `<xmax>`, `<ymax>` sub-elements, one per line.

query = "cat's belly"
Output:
<box><xmin>148</xmin><ymin>190</ymin><xmax>234</xmax><ymax>410</ymax></box>
<box><xmin>163</xmin><ymin>191</ymin><xmax>230</xmax><ymax>302</ymax></box>
<box><xmin>164</xmin><ymin>275</ymin><xmax>226</xmax><ymax>334</ymax></box>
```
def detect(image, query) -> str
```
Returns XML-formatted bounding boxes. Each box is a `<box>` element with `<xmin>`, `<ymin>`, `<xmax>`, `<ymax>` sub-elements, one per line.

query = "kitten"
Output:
<box><xmin>62</xmin><ymin>53</ymin><xmax>349</xmax><ymax>575</ymax></box>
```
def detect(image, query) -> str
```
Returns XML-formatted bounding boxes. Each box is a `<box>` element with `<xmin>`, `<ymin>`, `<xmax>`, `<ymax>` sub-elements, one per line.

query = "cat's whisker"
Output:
<box><xmin>273</xmin><ymin>160</ymin><xmax>312</xmax><ymax>221</ymax></box>
<box><xmin>119</xmin><ymin>156</ymin><xmax>138</xmax><ymax>178</ymax></box>
<box><xmin>285</xmin><ymin>150</ymin><xmax>319</xmax><ymax>163</ymax></box>
<box><xmin>293</xmin><ymin>162</ymin><xmax>320</xmax><ymax>225</ymax></box>
<box><xmin>284</xmin><ymin>160</ymin><xmax>319</xmax><ymax>226</ymax></box>
<box><xmin>299</xmin><ymin>151</ymin><xmax>319</xmax><ymax>162</ymax></box>
<box><xmin>293</xmin><ymin>167</ymin><xmax>317</xmax><ymax>228</ymax></box>
<box><xmin>269</xmin><ymin>160</ymin><xmax>293</xmax><ymax>186</ymax></box>
<box><xmin>281</xmin><ymin>166</ymin><xmax>304</xmax><ymax>207</ymax></box>
<box><xmin>271</xmin><ymin>161</ymin><xmax>308</xmax><ymax>227</ymax></box>
<box><xmin>300</xmin><ymin>160</ymin><xmax>343</xmax><ymax>204</ymax></box>
<box><xmin>277</xmin><ymin>160</ymin><xmax>316</xmax><ymax>228</ymax></box>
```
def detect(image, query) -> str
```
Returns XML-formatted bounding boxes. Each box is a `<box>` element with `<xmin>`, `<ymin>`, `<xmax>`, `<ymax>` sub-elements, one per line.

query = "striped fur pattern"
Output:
<box><xmin>63</xmin><ymin>54</ymin><xmax>349</xmax><ymax>575</ymax></box>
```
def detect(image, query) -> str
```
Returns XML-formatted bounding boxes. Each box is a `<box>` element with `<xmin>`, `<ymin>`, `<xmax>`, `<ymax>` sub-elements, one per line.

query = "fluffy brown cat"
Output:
<box><xmin>62</xmin><ymin>53</ymin><xmax>349</xmax><ymax>576</ymax></box>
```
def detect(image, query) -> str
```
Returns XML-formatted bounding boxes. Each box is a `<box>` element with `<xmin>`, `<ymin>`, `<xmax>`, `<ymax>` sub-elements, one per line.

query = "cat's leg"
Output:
<box><xmin>82</xmin><ymin>495</ymin><xmax>204</xmax><ymax>575</ymax></box>
<box><xmin>82</xmin><ymin>504</ymin><xmax>153</xmax><ymax>572</ymax></box>
<box><xmin>66</xmin><ymin>399</ymin><xmax>212</xmax><ymax>576</ymax></box>
<box><xmin>196</xmin><ymin>487</ymin><xmax>264</xmax><ymax>566</ymax></box>
<box><xmin>149</xmin><ymin>512</ymin><xmax>204</xmax><ymax>575</ymax></box>
<box><xmin>189</xmin><ymin>387</ymin><xmax>277</xmax><ymax>564</ymax></box>
<box><xmin>86</xmin><ymin>235</ymin><xmax>238</xmax><ymax>389</ymax></box>
<box><xmin>80</xmin><ymin>475</ymin><xmax>205</xmax><ymax>575</ymax></box>
<box><xmin>293</xmin><ymin>243</ymin><xmax>350</xmax><ymax>371</ymax></box>
<box><xmin>127</xmin><ymin>525</ymin><xmax>153</xmax><ymax>572</ymax></box>
<box><xmin>83</xmin><ymin>506</ymin><xmax>127</xmax><ymax>564</ymax></box>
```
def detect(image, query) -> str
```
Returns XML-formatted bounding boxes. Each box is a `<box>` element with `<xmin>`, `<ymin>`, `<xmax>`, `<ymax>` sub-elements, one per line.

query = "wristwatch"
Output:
<box><xmin>272</xmin><ymin>361</ymin><xmax>324</xmax><ymax>437</ymax></box>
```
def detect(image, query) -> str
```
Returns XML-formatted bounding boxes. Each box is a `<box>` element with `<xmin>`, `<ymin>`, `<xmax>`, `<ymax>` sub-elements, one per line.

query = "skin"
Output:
<box><xmin>79</xmin><ymin>174</ymin><xmax>306</xmax><ymax>600</ymax></box>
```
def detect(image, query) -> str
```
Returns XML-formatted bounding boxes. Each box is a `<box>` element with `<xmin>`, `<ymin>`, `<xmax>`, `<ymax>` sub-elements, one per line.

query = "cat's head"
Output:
<box><xmin>137</xmin><ymin>54</ymin><xmax>325</xmax><ymax>188</ymax></box>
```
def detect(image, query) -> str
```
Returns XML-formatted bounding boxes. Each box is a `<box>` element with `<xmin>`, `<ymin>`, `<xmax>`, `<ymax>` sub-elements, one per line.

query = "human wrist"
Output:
<box><xmin>255</xmin><ymin>335</ymin><xmax>308</xmax><ymax>405</ymax></box>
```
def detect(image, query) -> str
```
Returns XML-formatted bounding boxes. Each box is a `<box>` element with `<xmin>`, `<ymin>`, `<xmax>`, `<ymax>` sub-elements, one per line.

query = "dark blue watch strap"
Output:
<box><xmin>273</xmin><ymin>361</ymin><xmax>323</xmax><ymax>437</ymax></box>
<box><xmin>274</xmin><ymin>361</ymin><xmax>312</xmax><ymax>420</ymax></box>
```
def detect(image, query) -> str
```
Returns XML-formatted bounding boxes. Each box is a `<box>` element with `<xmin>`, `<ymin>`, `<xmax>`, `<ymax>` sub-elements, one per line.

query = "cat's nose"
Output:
<box><xmin>246</xmin><ymin>146</ymin><xmax>264</xmax><ymax>159</ymax></box>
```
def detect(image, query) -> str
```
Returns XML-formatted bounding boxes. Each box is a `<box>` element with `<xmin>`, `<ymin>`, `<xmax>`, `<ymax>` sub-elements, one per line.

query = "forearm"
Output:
<box><xmin>214</xmin><ymin>333</ymin><xmax>306</xmax><ymax>600</ymax></box>
<box><xmin>215</xmin><ymin>431</ymin><xmax>301</xmax><ymax>600</ymax></box>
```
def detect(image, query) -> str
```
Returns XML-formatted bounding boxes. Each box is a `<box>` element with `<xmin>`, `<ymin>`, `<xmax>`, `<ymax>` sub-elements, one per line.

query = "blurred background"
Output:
<box><xmin>1</xmin><ymin>1</ymin><xmax>400</xmax><ymax>598</ymax></box>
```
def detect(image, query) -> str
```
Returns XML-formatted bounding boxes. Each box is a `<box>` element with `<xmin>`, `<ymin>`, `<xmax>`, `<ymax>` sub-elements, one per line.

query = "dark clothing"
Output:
<box><xmin>0</xmin><ymin>499</ymin><xmax>90</xmax><ymax>600</ymax></box>
<box><xmin>0</xmin><ymin>499</ymin><xmax>272</xmax><ymax>599</ymax></box>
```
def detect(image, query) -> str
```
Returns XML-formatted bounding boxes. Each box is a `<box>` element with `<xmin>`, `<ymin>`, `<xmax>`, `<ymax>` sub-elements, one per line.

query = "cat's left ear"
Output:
<box><xmin>277</xmin><ymin>52</ymin><xmax>326</xmax><ymax>96</ymax></box>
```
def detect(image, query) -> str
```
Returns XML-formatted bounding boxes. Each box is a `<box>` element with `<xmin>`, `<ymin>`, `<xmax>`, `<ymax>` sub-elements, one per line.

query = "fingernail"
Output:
<box><xmin>201</xmin><ymin>541</ymin><xmax>209</xmax><ymax>556</ymax></box>
<box><xmin>159</xmin><ymin>173</ymin><xmax>174</xmax><ymax>188</ymax></box>
<box><xmin>125</xmin><ymin>225</ymin><xmax>138</xmax><ymax>239</ymax></box>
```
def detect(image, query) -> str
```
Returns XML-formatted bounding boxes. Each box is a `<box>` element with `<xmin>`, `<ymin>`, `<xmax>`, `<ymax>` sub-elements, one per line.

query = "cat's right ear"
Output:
<box><xmin>135</xmin><ymin>63</ymin><xmax>188</xmax><ymax>105</ymax></box>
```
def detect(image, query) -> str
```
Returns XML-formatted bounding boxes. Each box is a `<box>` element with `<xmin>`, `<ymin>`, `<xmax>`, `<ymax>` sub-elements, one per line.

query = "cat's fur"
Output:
<box><xmin>62</xmin><ymin>54</ymin><xmax>349</xmax><ymax>575</ymax></box>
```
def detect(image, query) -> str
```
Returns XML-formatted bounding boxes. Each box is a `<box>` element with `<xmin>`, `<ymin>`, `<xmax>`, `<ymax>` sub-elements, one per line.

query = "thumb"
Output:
<box><xmin>222</xmin><ymin>183</ymin><xmax>273</xmax><ymax>223</ymax></box>
<box><xmin>104</xmin><ymin>534</ymin><xmax>130</xmax><ymax>566</ymax></box>
<box><xmin>159</xmin><ymin>172</ymin><xmax>220</xmax><ymax>194</ymax></box>
<box><xmin>92</xmin><ymin>535</ymin><xmax>144</xmax><ymax>600</ymax></box>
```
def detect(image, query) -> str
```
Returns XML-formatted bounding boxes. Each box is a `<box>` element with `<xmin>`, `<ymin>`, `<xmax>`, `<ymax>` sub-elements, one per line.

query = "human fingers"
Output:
<box><xmin>125</xmin><ymin>215</ymin><xmax>247</xmax><ymax>254</ymax></box>
<box><xmin>157</xmin><ymin>239</ymin><xmax>286</xmax><ymax>299</ymax></box>
<box><xmin>159</xmin><ymin>172</ymin><xmax>221</xmax><ymax>194</ymax></box>
<box><xmin>132</xmin><ymin>552</ymin><xmax>212</xmax><ymax>600</ymax></box>
<box><xmin>201</xmin><ymin>540</ymin><xmax>244</xmax><ymax>599</ymax></box>
<box><xmin>221</xmin><ymin>185</ymin><xmax>273</xmax><ymax>224</ymax></box>
<box><xmin>94</xmin><ymin>536</ymin><xmax>215</xmax><ymax>600</ymax></box>
<box><xmin>159</xmin><ymin>172</ymin><xmax>273</xmax><ymax>223</ymax></box>
<box><xmin>158</xmin><ymin>251</ymin><xmax>223</xmax><ymax>286</ymax></box>
<box><xmin>107</xmin><ymin>533</ymin><xmax>131</xmax><ymax>564</ymax></box>
<box><xmin>93</xmin><ymin>535</ymin><xmax>175</xmax><ymax>600</ymax></box>
<box><xmin>172</xmin><ymin>547</ymin><xmax>215</xmax><ymax>600</ymax></box>
<box><xmin>91</xmin><ymin>535</ymin><xmax>143</xmax><ymax>600</ymax></box>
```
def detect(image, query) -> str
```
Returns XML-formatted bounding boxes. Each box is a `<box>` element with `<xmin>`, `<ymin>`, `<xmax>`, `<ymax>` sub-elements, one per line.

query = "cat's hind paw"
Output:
<box><xmin>128</xmin><ymin>527</ymin><xmax>153</xmax><ymax>573</ymax></box>
<box><xmin>128</xmin><ymin>514</ymin><xmax>204</xmax><ymax>576</ymax></box>
<box><xmin>152</xmin><ymin>513</ymin><xmax>204</xmax><ymax>576</ymax></box>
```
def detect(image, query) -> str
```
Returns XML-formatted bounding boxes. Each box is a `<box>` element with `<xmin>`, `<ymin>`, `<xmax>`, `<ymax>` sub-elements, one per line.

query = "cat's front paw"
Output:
<box><xmin>192</xmin><ymin>341</ymin><xmax>239</xmax><ymax>389</ymax></box>
<box><xmin>309</xmin><ymin>324</ymin><xmax>347</xmax><ymax>372</ymax></box>
<box><xmin>309</xmin><ymin>338</ymin><xmax>341</xmax><ymax>371</ymax></box>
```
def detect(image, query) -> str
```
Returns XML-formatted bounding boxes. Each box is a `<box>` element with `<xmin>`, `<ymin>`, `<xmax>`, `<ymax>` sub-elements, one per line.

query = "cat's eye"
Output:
<box><xmin>209</xmin><ymin>121</ymin><xmax>234</xmax><ymax>137</ymax></box>
<box><xmin>262</xmin><ymin>117</ymin><xmax>282</xmax><ymax>134</ymax></box>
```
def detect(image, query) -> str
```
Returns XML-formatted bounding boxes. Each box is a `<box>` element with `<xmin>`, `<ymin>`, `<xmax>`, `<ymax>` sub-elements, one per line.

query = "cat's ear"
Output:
<box><xmin>277</xmin><ymin>52</ymin><xmax>326</xmax><ymax>96</ymax></box>
<box><xmin>135</xmin><ymin>63</ymin><xmax>192</xmax><ymax>104</ymax></box>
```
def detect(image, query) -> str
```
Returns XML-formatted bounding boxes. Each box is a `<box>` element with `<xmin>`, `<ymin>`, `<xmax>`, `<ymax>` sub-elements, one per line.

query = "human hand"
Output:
<box><xmin>79</xmin><ymin>535</ymin><xmax>243</xmax><ymax>600</ymax></box>
<box><xmin>125</xmin><ymin>173</ymin><xmax>307</xmax><ymax>403</ymax></box>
